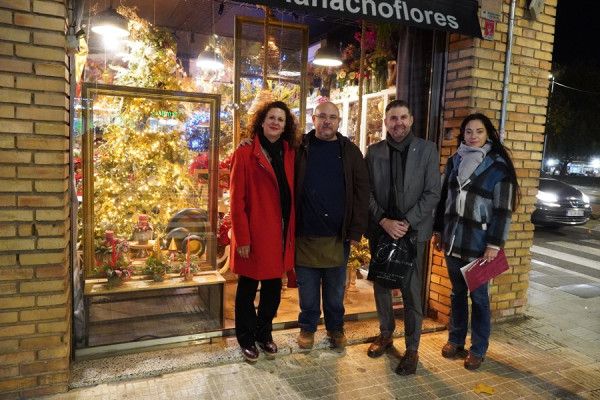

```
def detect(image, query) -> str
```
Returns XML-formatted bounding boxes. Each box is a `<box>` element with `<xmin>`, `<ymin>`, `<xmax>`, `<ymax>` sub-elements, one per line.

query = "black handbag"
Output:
<box><xmin>367</xmin><ymin>149</ymin><xmax>418</xmax><ymax>289</ymax></box>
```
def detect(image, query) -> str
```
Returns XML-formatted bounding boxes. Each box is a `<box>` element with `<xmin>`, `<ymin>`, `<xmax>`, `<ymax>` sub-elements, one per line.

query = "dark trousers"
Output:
<box><xmin>235</xmin><ymin>275</ymin><xmax>282</xmax><ymax>348</ymax></box>
<box><xmin>370</xmin><ymin>240</ymin><xmax>425</xmax><ymax>352</ymax></box>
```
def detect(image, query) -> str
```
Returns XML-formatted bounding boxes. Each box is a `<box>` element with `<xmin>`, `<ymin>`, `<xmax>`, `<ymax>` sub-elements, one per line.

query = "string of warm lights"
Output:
<box><xmin>91</xmin><ymin>12</ymin><xmax>199</xmax><ymax>240</ymax></box>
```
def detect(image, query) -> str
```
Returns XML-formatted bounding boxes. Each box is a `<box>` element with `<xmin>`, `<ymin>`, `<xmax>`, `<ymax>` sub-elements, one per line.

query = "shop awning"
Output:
<box><xmin>244</xmin><ymin>0</ymin><xmax>482</xmax><ymax>38</ymax></box>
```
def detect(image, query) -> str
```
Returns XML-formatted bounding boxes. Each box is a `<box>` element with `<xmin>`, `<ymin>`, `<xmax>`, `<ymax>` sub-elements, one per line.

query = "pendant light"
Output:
<box><xmin>248</xmin><ymin>7</ymin><xmax>276</xmax><ymax>115</ymax></box>
<box><xmin>196</xmin><ymin>42</ymin><xmax>224</xmax><ymax>71</ymax></box>
<box><xmin>91</xmin><ymin>1</ymin><xmax>129</xmax><ymax>38</ymax></box>
<box><xmin>196</xmin><ymin>1</ymin><xmax>224</xmax><ymax>71</ymax></box>
<box><xmin>312</xmin><ymin>40</ymin><xmax>342</xmax><ymax>67</ymax></box>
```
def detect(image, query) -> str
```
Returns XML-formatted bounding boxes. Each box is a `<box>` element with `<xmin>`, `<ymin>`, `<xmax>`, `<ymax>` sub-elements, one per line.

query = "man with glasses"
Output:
<box><xmin>295</xmin><ymin>101</ymin><xmax>369</xmax><ymax>351</ymax></box>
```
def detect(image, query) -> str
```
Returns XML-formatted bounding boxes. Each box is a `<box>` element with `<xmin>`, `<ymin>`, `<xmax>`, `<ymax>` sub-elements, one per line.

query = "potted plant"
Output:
<box><xmin>176</xmin><ymin>253</ymin><xmax>199</xmax><ymax>281</ymax></box>
<box><xmin>94</xmin><ymin>238</ymin><xmax>133</xmax><ymax>288</ymax></box>
<box><xmin>143</xmin><ymin>256</ymin><xmax>171</xmax><ymax>282</ymax></box>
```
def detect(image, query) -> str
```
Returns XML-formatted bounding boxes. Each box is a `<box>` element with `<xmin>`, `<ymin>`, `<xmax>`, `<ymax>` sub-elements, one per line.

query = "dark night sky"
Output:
<box><xmin>553</xmin><ymin>1</ymin><xmax>600</xmax><ymax>66</ymax></box>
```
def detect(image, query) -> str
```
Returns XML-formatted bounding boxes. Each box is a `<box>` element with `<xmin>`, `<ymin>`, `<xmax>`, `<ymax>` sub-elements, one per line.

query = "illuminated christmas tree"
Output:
<box><xmin>92</xmin><ymin>9</ymin><xmax>199</xmax><ymax>239</ymax></box>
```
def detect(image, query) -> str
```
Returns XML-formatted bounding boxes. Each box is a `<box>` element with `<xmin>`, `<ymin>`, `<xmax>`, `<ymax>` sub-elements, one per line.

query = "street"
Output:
<box><xmin>531</xmin><ymin>220</ymin><xmax>600</xmax><ymax>297</ymax></box>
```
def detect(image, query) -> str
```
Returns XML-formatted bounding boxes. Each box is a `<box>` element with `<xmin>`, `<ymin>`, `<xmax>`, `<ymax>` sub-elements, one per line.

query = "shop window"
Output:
<box><xmin>75</xmin><ymin>84</ymin><xmax>224</xmax><ymax>350</ymax></box>
<box><xmin>232</xmin><ymin>15</ymin><xmax>308</xmax><ymax>145</ymax></box>
<box><xmin>72</xmin><ymin>5</ymin><xmax>447</xmax><ymax>356</ymax></box>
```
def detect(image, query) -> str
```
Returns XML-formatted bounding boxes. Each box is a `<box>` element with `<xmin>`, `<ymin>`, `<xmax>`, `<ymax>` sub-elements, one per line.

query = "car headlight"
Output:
<box><xmin>536</xmin><ymin>190</ymin><xmax>558</xmax><ymax>204</ymax></box>
<box><xmin>582</xmin><ymin>193</ymin><xmax>590</xmax><ymax>204</ymax></box>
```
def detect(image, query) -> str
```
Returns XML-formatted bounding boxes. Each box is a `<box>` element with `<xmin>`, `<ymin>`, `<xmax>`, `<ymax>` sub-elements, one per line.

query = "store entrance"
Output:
<box><xmin>73</xmin><ymin>2</ymin><xmax>445</xmax><ymax>358</ymax></box>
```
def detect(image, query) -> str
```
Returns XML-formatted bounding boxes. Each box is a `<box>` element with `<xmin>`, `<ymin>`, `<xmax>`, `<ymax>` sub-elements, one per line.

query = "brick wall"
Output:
<box><xmin>0</xmin><ymin>0</ymin><xmax>71</xmax><ymax>398</ymax></box>
<box><xmin>428</xmin><ymin>0</ymin><xmax>556</xmax><ymax>324</ymax></box>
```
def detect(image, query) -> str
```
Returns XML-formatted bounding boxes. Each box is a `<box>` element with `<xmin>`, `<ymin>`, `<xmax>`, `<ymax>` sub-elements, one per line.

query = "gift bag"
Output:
<box><xmin>367</xmin><ymin>230</ymin><xmax>417</xmax><ymax>289</ymax></box>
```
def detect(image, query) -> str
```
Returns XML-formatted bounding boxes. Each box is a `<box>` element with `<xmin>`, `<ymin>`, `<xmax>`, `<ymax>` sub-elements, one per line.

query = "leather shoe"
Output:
<box><xmin>257</xmin><ymin>340</ymin><xmax>278</xmax><ymax>355</ymax></box>
<box><xmin>241</xmin><ymin>345</ymin><xmax>259</xmax><ymax>362</ymax></box>
<box><xmin>464</xmin><ymin>353</ymin><xmax>484</xmax><ymax>370</ymax></box>
<box><xmin>367</xmin><ymin>334</ymin><xmax>393</xmax><ymax>358</ymax></box>
<box><xmin>395</xmin><ymin>350</ymin><xmax>419</xmax><ymax>375</ymax></box>
<box><xmin>441</xmin><ymin>343</ymin><xmax>465</xmax><ymax>358</ymax></box>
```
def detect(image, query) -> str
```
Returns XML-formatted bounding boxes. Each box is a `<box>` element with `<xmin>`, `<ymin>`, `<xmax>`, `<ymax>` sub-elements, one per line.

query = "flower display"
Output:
<box><xmin>132</xmin><ymin>214</ymin><xmax>153</xmax><ymax>244</ymax></box>
<box><xmin>142</xmin><ymin>255</ymin><xmax>171</xmax><ymax>282</ymax></box>
<box><xmin>311</xmin><ymin>23</ymin><xmax>400</xmax><ymax>96</ymax></box>
<box><xmin>132</xmin><ymin>214</ymin><xmax>152</xmax><ymax>232</ymax></box>
<box><xmin>218</xmin><ymin>212</ymin><xmax>231</xmax><ymax>247</ymax></box>
<box><xmin>95</xmin><ymin>233</ymin><xmax>133</xmax><ymax>288</ymax></box>
<box><xmin>188</xmin><ymin>153</ymin><xmax>232</xmax><ymax>190</ymax></box>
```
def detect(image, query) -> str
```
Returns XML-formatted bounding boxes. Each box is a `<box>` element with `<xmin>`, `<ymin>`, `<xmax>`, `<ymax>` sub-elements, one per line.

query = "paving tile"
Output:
<box><xmin>37</xmin><ymin>282</ymin><xmax>600</xmax><ymax>400</ymax></box>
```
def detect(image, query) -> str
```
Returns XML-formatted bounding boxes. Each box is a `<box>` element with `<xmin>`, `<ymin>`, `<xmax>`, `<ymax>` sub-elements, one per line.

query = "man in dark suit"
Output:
<box><xmin>364</xmin><ymin>100</ymin><xmax>441</xmax><ymax>375</ymax></box>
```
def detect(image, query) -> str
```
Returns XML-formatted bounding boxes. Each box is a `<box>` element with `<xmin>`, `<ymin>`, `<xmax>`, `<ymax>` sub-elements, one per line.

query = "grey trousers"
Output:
<box><xmin>373</xmin><ymin>241</ymin><xmax>425</xmax><ymax>352</ymax></box>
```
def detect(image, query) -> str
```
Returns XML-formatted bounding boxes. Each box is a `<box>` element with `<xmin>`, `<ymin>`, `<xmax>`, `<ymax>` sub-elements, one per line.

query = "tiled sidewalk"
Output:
<box><xmin>38</xmin><ymin>281</ymin><xmax>600</xmax><ymax>399</ymax></box>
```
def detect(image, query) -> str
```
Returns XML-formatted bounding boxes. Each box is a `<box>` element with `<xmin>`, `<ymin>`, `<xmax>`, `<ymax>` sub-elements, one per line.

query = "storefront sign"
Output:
<box><xmin>245</xmin><ymin>0</ymin><xmax>482</xmax><ymax>38</ymax></box>
<box><xmin>481</xmin><ymin>0</ymin><xmax>502</xmax><ymax>22</ymax></box>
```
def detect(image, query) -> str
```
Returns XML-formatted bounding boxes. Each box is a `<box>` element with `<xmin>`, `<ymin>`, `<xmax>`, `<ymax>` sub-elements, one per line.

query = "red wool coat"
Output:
<box><xmin>229</xmin><ymin>139</ymin><xmax>295</xmax><ymax>280</ymax></box>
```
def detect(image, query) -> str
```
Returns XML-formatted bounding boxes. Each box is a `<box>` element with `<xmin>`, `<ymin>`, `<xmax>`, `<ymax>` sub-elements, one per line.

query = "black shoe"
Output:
<box><xmin>241</xmin><ymin>345</ymin><xmax>259</xmax><ymax>362</ymax></box>
<box><xmin>367</xmin><ymin>334</ymin><xmax>393</xmax><ymax>358</ymax></box>
<box><xmin>257</xmin><ymin>340</ymin><xmax>278</xmax><ymax>355</ymax></box>
<box><xmin>395</xmin><ymin>350</ymin><xmax>419</xmax><ymax>375</ymax></box>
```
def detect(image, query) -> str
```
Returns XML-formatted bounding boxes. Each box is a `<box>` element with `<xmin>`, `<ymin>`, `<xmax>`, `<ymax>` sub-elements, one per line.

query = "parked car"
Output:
<box><xmin>531</xmin><ymin>173</ymin><xmax>592</xmax><ymax>227</ymax></box>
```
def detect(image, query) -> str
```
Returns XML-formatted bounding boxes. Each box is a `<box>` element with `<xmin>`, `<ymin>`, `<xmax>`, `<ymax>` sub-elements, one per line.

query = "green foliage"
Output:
<box><xmin>176</xmin><ymin>253</ymin><xmax>200</xmax><ymax>275</ymax></box>
<box><xmin>142</xmin><ymin>256</ymin><xmax>171</xmax><ymax>277</ymax></box>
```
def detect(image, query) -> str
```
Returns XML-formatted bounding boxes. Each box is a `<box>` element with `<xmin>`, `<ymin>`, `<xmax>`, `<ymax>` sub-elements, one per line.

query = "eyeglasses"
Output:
<box><xmin>315</xmin><ymin>114</ymin><xmax>339</xmax><ymax>122</ymax></box>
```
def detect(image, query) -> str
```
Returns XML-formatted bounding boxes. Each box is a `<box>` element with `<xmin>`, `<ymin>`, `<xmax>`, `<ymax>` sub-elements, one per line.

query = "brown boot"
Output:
<box><xmin>395</xmin><ymin>349</ymin><xmax>419</xmax><ymax>375</ymax></box>
<box><xmin>441</xmin><ymin>343</ymin><xmax>465</xmax><ymax>359</ymax></box>
<box><xmin>464</xmin><ymin>353</ymin><xmax>484</xmax><ymax>370</ymax></box>
<box><xmin>297</xmin><ymin>329</ymin><xmax>315</xmax><ymax>349</ymax></box>
<box><xmin>327</xmin><ymin>330</ymin><xmax>347</xmax><ymax>351</ymax></box>
<box><xmin>367</xmin><ymin>333</ymin><xmax>393</xmax><ymax>358</ymax></box>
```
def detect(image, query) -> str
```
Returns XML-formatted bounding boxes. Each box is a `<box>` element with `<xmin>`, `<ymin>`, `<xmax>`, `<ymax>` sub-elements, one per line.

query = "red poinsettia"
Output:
<box><xmin>218</xmin><ymin>213</ymin><xmax>231</xmax><ymax>246</ymax></box>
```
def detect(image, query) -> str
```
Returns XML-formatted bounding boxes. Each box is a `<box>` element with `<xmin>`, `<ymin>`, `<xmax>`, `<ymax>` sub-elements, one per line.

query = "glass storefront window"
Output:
<box><xmin>73</xmin><ymin>4</ymin><xmax>445</xmax><ymax>357</ymax></box>
<box><xmin>76</xmin><ymin>84</ymin><xmax>223</xmax><ymax>349</ymax></box>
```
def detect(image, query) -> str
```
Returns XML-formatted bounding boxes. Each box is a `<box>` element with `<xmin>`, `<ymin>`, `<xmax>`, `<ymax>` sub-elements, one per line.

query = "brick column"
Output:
<box><xmin>429</xmin><ymin>0</ymin><xmax>556</xmax><ymax>324</ymax></box>
<box><xmin>0</xmin><ymin>0</ymin><xmax>71</xmax><ymax>397</ymax></box>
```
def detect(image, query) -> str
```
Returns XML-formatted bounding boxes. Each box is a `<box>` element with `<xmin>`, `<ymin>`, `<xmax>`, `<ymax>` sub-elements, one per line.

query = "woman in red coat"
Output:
<box><xmin>229</xmin><ymin>101</ymin><xmax>297</xmax><ymax>362</ymax></box>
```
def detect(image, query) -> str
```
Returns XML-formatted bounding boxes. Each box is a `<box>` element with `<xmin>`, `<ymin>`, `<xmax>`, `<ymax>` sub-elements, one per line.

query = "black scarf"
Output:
<box><xmin>258</xmin><ymin>132</ymin><xmax>292</xmax><ymax>229</ymax></box>
<box><xmin>385</xmin><ymin>131</ymin><xmax>414</xmax><ymax>217</ymax></box>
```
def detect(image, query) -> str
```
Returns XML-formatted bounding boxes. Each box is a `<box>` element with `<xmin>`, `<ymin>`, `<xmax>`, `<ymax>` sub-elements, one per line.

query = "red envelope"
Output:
<box><xmin>460</xmin><ymin>248</ymin><xmax>509</xmax><ymax>291</ymax></box>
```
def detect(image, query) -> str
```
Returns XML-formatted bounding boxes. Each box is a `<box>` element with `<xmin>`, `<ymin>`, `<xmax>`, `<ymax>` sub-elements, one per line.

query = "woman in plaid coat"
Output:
<box><xmin>433</xmin><ymin>113</ymin><xmax>520</xmax><ymax>370</ymax></box>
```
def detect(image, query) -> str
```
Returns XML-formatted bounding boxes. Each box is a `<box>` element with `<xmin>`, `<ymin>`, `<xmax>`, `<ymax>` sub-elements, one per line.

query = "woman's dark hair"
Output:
<box><xmin>249</xmin><ymin>101</ymin><xmax>298</xmax><ymax>148</ymax></box>
<box><xmin>459</xmin><ymin>113</ymin><xmax>521</xmax><ymax>210</ymax></box>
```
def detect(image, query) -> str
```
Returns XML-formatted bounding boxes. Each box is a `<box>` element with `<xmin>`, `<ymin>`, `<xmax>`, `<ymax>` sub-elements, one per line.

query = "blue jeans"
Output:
<box><xmin>296</xmin><ymin>243</ymin><xmax>350</xmax><ymax>332</ymax></box>
<box><xmin>445</xmin><ymin>255</ymin><xmax>491</xmax><ymax>358</ymax></box>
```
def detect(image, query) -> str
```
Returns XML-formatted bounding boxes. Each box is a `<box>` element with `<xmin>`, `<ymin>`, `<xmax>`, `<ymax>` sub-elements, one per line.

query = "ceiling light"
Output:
<box><xmin>196</xmin><ymin>2</ymin><xmax>224</xmax><ymax>72</ymax></box>
<box><xmin>91</xmin><ymin>5</ymin><xmax>129</xmax><ymax>38</ymax></box>
<box><xmin>196</xmin><ymin>50</ymin><xmax>224</xmax><ymax>71</ymax></box>
<box><xmin>312</xmin><ymin>41</ymin><xmax>341</xmax><ymax>67</ymax></box>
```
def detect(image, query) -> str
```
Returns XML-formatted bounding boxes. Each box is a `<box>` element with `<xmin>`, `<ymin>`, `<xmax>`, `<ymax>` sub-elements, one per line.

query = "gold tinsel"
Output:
<box><xmin>348</xmin><ymin>237</ymin><xmax>371</xmax><ymax>270</ymax></box>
